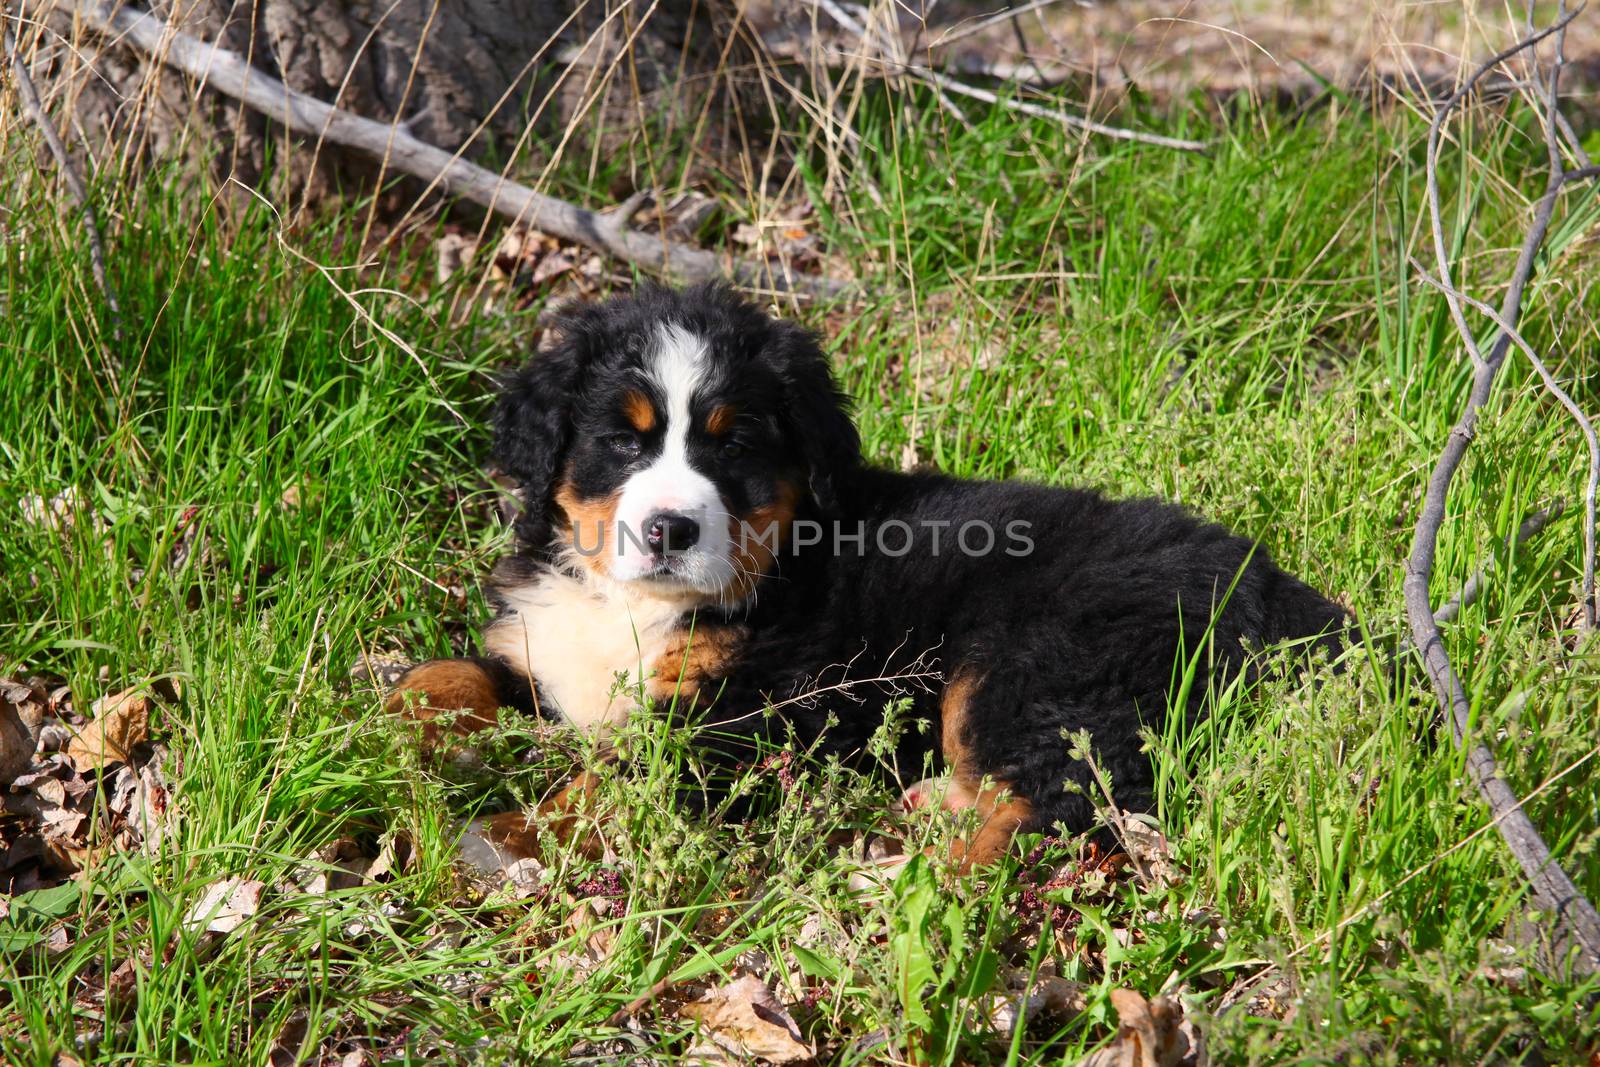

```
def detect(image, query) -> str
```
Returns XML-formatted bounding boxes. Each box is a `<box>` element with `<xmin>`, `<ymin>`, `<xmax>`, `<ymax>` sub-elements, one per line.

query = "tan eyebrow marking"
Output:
<box><xmin>705</xmin><ymin>404</ymin><xmax>738</xmax><ymax>436</ymax></box>
<box><xmin>622</xmin><ymin>389</ymin><xmax>656</xmax><ymax>433</ymax></box>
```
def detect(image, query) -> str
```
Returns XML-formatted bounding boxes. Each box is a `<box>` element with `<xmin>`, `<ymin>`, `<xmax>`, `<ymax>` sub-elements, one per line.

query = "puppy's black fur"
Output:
<box><xmin>397</xmin><ymin>284</ymin><xmax>1347</xmax><ymax>861</ymax></box>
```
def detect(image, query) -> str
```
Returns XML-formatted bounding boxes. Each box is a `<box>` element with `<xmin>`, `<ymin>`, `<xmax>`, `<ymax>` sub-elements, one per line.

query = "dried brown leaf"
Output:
<box><xmin>39</xmin><ymin>803</ymin><xmax>86</xmax><ymax>840</ymax></box>
<box><xmin>115</xmin><ymin>755</ymin><xmax>173</xmax><ymax>854</ymax></box>
<box><xmin>43</xmin><ymin>924</ymin><xmax>71</xmax><ymax>954</ymax></box>
<box><xmin>567</xmin><ymin>896</ymin><xmax>619</xmax><ymax>962</ymax></box>
<box><xmin>268</xmin><ymin>1010</ymin><xmax>310</xmax><ymax>1067</ymax></box>
<box><xmin>530</xmin><ymin>251</ymin><xmax>576</xmax><ymax>287</ymax></box>
<box><xmin>296</xmin><ymin>837</ymin><xmax>372</xmax><ymax>896</ymax></box>
<box><xmin>434</xmin><ymin>232</ymin><xmax>477</xmax><ymax>285</ymax></box>
<box><xmin>5</xmin><ymin>758</ymin><xmax>97</xmax><ymax>870</ymax></box>
<box><xmin>680</xmin><ymin>974</ymin><xmax>813</xmax><ymax>1065</ymax></box>
<box><xmin>364</xmin><ymin>830</ymin><xmax>414</xmax><ymax>883</ymax></box>
<box><xmin>0</xmin><ymin>677</ymin><xmax>47</xmax><ymax>785</ymax></box>
<box><xmin>108</xmin><ymin>764</ymin><xmax>139</xmax><ymax>816</ymax></box>
<box><xmin>1075</xmin><ymin>989</ymin><xmax>1202</xmax><ymax>1067</ymax></box>
<box><xmin>65</xmin><ymin>688</ymin><xmax>151</xmax><ymax>772</ymax></box>
<box><xmin>17</xmin><ymin>772</ymin><xmax>69</xmax><ymax>808</ymax></box>
<box><xmin>1120</xmin><ymin>815</ymin><xmax>1183</xmax><ymax>889</ymax></box>
<box><xmin>984</xmin><ymin>971</ymin><xmax>1089</xmax><ymax>1035</ymax></box>
<box><xmin>103</xmin><ymin>957</ymin><xmax>141</xmax><ymax>1015</ymax></box>
<box><xmin>183</xmin><ymin>876</ymin><xmax>265</xmax><ymax>935</ymax></box>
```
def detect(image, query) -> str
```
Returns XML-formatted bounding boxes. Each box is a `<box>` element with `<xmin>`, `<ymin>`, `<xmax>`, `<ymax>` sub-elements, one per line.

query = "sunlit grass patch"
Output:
<box><xmin>2</xmin><ymin>76</ymin><xmax>1599</xmax><ymax>1064</ymax></box>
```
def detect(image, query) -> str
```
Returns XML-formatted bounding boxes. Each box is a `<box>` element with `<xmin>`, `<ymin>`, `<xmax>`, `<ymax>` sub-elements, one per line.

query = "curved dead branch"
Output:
<box><xmin>800</xmin><ymin>0</ymin><xmax>1210</xmax><ymax>153</ymax></box>
<box><xmin>65</xmin><ymin>1</ymin><xmax>847</xmax><ymax>299</ymax></box>
<box><xmin>1409</xmin><ymin>4</ymin><xmax>1600</xmax><ymax>975</ymax></box>
<box><xmin>1431</xmin><ymin>503</ymin><xmax>1563</xmax><ymax>628</ymax></box>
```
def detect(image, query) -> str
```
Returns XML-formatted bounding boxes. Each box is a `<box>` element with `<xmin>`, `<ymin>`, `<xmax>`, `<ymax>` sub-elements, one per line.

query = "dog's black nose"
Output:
<box><xmin>646</xmin><ymin>511</ymin><xmax>700</xmax><ymax>555</ymax></box>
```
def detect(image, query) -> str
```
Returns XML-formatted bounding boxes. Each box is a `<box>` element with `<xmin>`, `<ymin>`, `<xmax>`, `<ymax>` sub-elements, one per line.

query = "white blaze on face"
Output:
<box><xmin>610</xmin><ymin>323</ymin><xmax>736</xmax><ymax>594</ymax></box>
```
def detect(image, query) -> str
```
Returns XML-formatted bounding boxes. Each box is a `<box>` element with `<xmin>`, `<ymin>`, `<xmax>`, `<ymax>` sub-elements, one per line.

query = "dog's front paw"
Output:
<box><xmin>648</xmin><ymin>624</ymin><xmax>750</xmax><ymax>704</ymax></box>
<box><xmin>383</xmin><ymin>659</ymin><xmax>505</xmax><ymax>755</ymax></box>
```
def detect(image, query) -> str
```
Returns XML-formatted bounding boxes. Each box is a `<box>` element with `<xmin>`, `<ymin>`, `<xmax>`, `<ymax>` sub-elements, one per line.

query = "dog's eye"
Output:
<box><xmin>721</xmin><ymin>440</ymin><xmax>745</xmax><ymax>459</ymax></box>
<box><xmin>608</xmin><ymin>433</ymin><xmax>642</xmax><ymax>457</ymax></box>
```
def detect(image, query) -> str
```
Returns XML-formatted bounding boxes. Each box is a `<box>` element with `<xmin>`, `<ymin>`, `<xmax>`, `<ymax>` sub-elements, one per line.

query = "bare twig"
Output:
<box><xmin>797</xmin><ymin>0</ymin><xmax>1210</xmax><ymax>153</ymax></box>
<box><xmin>915</xmin><ymin>66</ymin><xmax>1210</xmax><ymax>153</ymax></box>
<box><xmin>605</xmin><ymin>973</ymin><xmax>685</xmax><ymax>1028</ymax></box>
<box><xmin>1225</xmin><ymin>736</ymin><xmax>1600</xmax><ymax>1011</ymax></box>
<box><xmin>1408</xmin><ymin>7</ymin><xmax>1600</xmax><ymax>975</ymax></box>
<box><xmin>809</xmin><ymin>0</ymin><xmax>865</xmax><ymax>40</ymax></box>
<box><xmin>1424</xmin><ymin>6</ymin><xmax>1582</xmax><ymax>369</ymax></box>
<box><xmin>928</xmin><ymin>0</ymin><xmax>1074</xmax><ymax>50</ymax></box>
<box><xmin>1524</xmin><ymin>0</ymin><xmax>1595</xmax><ymax>170</ymax></box>
<box><xmin>66</xmin><ymin>1</ymin><xmax>846</xmax><ymax>298</ymax></box>
<box><xmin>4</xmin><ymin>13</ymin><xmax>122</xmax><ymax>342</ymax></box>
<box><xmin>1412</xmin><ymin>260</ymin><xmax>1599</xmax><ymax>629</ymax></box>
<box><xmin>1431</xmin><ymin>503</ymin><xmax>1563</xmax><ymax>627</ymax></box>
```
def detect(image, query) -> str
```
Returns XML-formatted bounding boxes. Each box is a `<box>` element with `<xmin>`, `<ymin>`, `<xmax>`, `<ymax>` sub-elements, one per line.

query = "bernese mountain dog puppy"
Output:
<box><xmin>387</xmin><ymin>284</ymin><xmax>1347</xmax><ymax>869</ymax></box>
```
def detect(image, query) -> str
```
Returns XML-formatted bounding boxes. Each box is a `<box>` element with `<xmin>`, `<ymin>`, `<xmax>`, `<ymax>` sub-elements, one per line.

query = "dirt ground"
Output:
<box><xmin>750</xmin><ymin>0</ymin><xmax>1600</xmax><ymax>108</ymax></box>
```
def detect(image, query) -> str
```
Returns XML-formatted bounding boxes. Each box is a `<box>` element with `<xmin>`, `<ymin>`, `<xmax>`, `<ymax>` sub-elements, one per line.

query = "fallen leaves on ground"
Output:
<box><xmin>275</xmin><ymin>832</ymin><xmax>417</xmax><ymax>942</ymax></box>
<box><xmin>1</xmin><ymin>675</ymin><xmax>177</xmax><ymax>894</ymax></box>
<box><xmin>1118</xmin><ymin>814</ymin><xmax>1184</xmax><ymax>890</ymax></box>
<box><xmin>172</xmin><ymin>832</ymin><xmax>420</xmax><ymax>953</ymax></box>
<box><xmin>680</xmin><ymin>973</ymin><xmax>815</xmax><ymax>1065</ymax></box>
<box><xmin>982</xmin><ymin>969</ymin><xmax>1089</xmax><ymax>1037</ymax></box>
<box><xmin>489</xmin><ymin>227</ymin><xmax>603</xmax><ymax>301</ymax></box>
<box><xmin>268</xmin><ymin>1009</ymin><xmax>377</xmax><ymax>1067</ymax></box>
<box><xmin>1075</xmin><ymin>989</ymin><xmax>1204</xmax><ymax>1067</ymax></box>
<box><xmin>184</xmin><ymin>876</ymin><xmax>266</xmax><ymax>935</ymax></box>
<box><xmin>65</xmin><ymin>685</ymin><xmax>156</xmax><ymax>772</ymax></box>
<box><xmin>0</xmin><ymin>677</ymin><xmax>47</xmax><ymax>784</ymax></box>
<box><xmin>730</xmin><ymin>203</ymin><xmax>824</xmax><ymax>274</ymax></box>
<box><xmin>433</xmin><ymin>224</ymin><xmax>609</xmax><ymax>319</ymax></box>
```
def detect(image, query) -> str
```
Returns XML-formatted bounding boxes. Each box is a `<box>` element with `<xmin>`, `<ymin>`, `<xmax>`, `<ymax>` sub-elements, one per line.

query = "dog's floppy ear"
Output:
<box><xmin>494</xmin><ymin>329</ymin><xmax>590</xmax><ymax>546</ymax></box>
<box><xmin>768</xmin><ymin>319</ymin><xmax>860</xmax><ymax>514</ymax></box>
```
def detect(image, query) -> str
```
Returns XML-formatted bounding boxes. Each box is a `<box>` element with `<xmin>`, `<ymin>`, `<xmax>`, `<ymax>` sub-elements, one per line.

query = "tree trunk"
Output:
<box><xmin>17</xmin><ymin>1</ymin><xmax>740</xmax><ymax>202</ymax></box>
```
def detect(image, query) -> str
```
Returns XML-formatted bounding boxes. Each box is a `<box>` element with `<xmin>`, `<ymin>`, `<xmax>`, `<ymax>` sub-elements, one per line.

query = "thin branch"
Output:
<box><xmin>1554</xmin><ymin>111</ymin><xmax>1591</xmax><ymax>169</ymax></box>
<box><xmin>809</xmin><ymin>0</ymin><xmax>864</xmax><ymax>39</ymax></box>
<box><xmin>799</xmin><ymin>0</ymin><xmax>1210</xmax><ymax>153</ymax></box>
<box><xmin>4</xmin><ymin>13</ymin><xmax>122</xmax><ymax>343</ymax></box>
<box><xmin>66</xmin><ymin>1</ymin><xmax>847</xmax><ymax>298</ymax></box>
<box><xmin>1408</xmin><ymin>7</ymin><xmax>1600</xmax><ymax>975</ymax></box>
<box><xmin>1224</xmin><ymin>736</ymin><xmax>1600</xmax><ymax>1011</ymax></box>
<box><xmin>928</xmin><ymin>0</ymin><xmax>1074</xmax><ymax>50</ymax></box>
<box><xmin>1425</xmin><ymin>5</ymin><xmax>1582</xmax><ymax>369</ymax></box>
<box><xmin>810</xmin><ymin>0</ymin><xmax>973</xmax><ymax>128</ymax></box>
<box><xmin>915</xmin><ymin>65</ymin><xmax>1210</xmax><ymax>153</ymax></box>
<box><xmin>1413</xmin><ymin>259</ymin><xmax>1599</xmax><ymax>630</ymax></box>
<box><xmin>1431</xmin><ymin>503</ymin><xmax>1563</xmax><ymax>627</ymax></box>
<box><xmin>1526</xmin><ymin>0</ymin><xmax>1595</xmax><ymax>170</ymax></box>
<box><xmin>605</xmin><ymin>973</ymin><xmax>684</xmax><ymax>1028</ymax></box>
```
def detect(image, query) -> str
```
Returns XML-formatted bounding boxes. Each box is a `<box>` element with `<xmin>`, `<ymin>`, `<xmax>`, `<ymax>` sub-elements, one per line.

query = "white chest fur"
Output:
<box><xmin>482</xmin><ymin>567</ymin><xmax>687</xmax><ymax>732</ymax></box>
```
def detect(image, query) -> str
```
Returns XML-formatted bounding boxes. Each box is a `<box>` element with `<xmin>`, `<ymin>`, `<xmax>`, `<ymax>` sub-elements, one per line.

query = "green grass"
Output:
<box><xmin>3</xmin><ymin>84</ymin><xmax>1600</xmax><ymax>1064</ymax></box>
